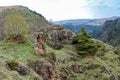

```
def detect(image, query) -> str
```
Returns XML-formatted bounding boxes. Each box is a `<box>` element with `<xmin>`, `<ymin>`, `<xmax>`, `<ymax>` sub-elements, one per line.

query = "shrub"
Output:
<box><xmin>4</xmin><ymin>13</ymin><xmax>28</xmax><ymax>43</ymax></box>
<box><xmin>7</xmin><ymin>59</ymin><xmax>29</xmax><ymax>75</ymax></box>
<box><xmin>46</xmin><ymin>52</ymin><xmax>56</xmax><ymax>62</ymax></box>
<box><xmin>114</xmin><ymin>46</ymin><xmax>120</xmax><ymax>54</ymax></box>
<box><xmin>7</xmin><ymin>59</ymin><xmax>19</xmax><ymax>70</ymax></box>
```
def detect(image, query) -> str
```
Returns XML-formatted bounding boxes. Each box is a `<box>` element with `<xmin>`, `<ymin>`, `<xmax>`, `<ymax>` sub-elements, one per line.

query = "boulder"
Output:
<box><xmin>28</xmin><ymin>60</ymin><xmax>58</xmax><ymax>80</ymax></box>
<box><xmin>34</xmin><ymin>31</ymin><xmax>45</xmax><ymax>55</ymax></box>
<box><xmin>45</xmin><ymin>26</ymin><xmax>75</xmax><ymax>50</ymax></box>
<box><xmin>109</xmin><ymin>75</ymin><xmax>116</xmax><ymax>80</ymax></box>
<box><xmin>15</xmin><ymin>64</ymin><xmax>30</xmax><ymax>75</ymax></box>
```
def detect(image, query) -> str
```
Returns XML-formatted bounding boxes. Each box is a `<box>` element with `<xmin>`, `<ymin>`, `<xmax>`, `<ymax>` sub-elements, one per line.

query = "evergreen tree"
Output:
<box><xmin>74</xmin><ymin>27</ymin><xmax>99</xmax><ymax>56</ymax></box>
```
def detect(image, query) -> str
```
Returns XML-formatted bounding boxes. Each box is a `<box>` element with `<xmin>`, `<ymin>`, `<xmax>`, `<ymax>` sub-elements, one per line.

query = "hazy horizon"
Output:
<box><xmin>0</xmin><ymin>0</ymin><xmax>120</xmax><ymax>21</ymax></box>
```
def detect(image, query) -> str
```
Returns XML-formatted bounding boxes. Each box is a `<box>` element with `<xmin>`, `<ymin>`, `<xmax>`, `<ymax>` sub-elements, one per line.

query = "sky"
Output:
<box><xmin>0</xmin><ymin>0</ymin><xmax>120</xmax><ymax>21</ymax></box>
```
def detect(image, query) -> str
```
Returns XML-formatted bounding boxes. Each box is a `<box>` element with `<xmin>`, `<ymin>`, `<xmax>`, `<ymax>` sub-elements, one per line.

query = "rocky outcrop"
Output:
<box><xmin>45</xmin><ymin>25</ymin><xmax>75</xmax><ymax>50</ymax></box>
<box><xmin>34</xmin><ymin>31</ymin><xmax>45</xmax><ymax>55</ymax></box>
<box><xmin>7</xmin><ymin>61</ymin><xmax>29</xmax><ymax>75</ymax></box>
<box><xmin>28</xmin><ymin>60</ymin><xmax>57</xmax><ymax>80</ymax></box>
<box><xmin>34</xmin><ymin>25</ymin><xmax>75</xmax><ymax>50</ymax></box>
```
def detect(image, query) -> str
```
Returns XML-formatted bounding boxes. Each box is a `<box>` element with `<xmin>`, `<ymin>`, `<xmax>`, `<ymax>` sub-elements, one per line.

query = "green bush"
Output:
<box><xmin>114</xmin><ymin>46</ymin><xmax>120</xmax><ymax>61</ymax></box>
<box><xmin>74</xmin><ymin>27</ymin><xmax>102</xmax><ymax>56</ymax></box>
<box><xmin>7</xmin><ymin>59</ymin><xmax>19</xmax><ymax>70</ymax></box>
<box><xmin>114</xmin><ymin>46</ymin><xmax>120</xmax><ymax>54</ymax></box>
<box><xmin>4</xmin><ymin>13</ymin><xmax>28</xmax><ymax>42</ymax></box>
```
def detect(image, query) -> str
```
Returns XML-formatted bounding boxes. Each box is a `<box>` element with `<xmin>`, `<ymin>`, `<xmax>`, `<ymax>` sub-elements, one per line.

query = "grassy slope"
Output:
<box><xmin>0</xmin><ymin>40</ymin><xmax>120</xmax><ymax>80</ymax></box>
<box><xmin>0</xmin><ymin>41</ymin><xmax>42</xmax><ymax>80</ymax></box>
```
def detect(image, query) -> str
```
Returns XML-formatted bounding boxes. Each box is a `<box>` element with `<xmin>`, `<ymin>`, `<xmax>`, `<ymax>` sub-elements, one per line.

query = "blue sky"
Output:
<box><xmin>0</xmin><ymin>0</ymin><xmax>120</xmax><ymax>21</ymax></box>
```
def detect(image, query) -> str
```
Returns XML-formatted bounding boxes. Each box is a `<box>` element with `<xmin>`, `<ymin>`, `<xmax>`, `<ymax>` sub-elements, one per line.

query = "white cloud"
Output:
<box><xmin>0</xmin><ymin>0</ymin><xmax>94</xmax><ymax>21</ymax></box>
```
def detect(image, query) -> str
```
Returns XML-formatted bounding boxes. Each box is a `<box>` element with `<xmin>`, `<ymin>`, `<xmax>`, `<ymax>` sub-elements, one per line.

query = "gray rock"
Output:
<box><xmin>109</xmin><ymin>75</ymin><xmax>116</xmax><ymax>80</ymax></box>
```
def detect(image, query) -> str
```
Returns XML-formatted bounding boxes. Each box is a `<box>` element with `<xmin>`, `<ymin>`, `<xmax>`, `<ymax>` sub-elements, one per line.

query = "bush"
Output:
<box><xmin>7</xmin><ymin>59</ymin><xmax>19</xmax><ymax>70</ymax></box>
<box><xmin>114</xmin><ymin>46</ymin><xmax>120</xmax><ymax>54</ymax></box>
<box><xmin>7</xmin><ymin>59</ymin><xmax>29</xmax><ymax>75</ymax></box>
<box><xmin>4</xmin><ymin>13</ymin><xmax>28</xmax><ymax>43</ymax></box>
<box><xmin>114</xmin><ymin>46</ymin><xmax>120</xmax><ymax>61</ymax></box>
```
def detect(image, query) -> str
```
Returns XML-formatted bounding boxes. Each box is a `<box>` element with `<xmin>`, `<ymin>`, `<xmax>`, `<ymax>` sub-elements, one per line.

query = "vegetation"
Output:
<box><xmin>0</xmin><ymin>6</ymin><xmax>51</xmax><ymax>41</ymax></box>
<box><xmin>94</xmin><ymin>19</ymin><xmax>120</xmax><ymax>46</ymax></box>
<box><xmin>55</xmin><ymin>19</ymin><xmax>100</xmax><ymax>33</ymax></box>
<box><xmin>0</xmin><ymin>33</ymin><xmax>120</xmax><ymax>80</ymax></box>
<box><xmin>61</xmin><ymin>24</ymin><xmax>100</xmax><ymax>33</ymax></box>
<box><xmin>5</xmin><ymin>13</ymin><xmax>27</xmax><ymax>38</ymax></box>
<box><xmin>114</xmin><ymin>46</ymin><xmax>120</xmax><ymax>60</ymax></box>
<box><xmin>7</xmin><ymin>59</ymin><xmax>19</xmax><ymax>70</ymax></box>
<box><xmin>74</xmin><ymin>27</ymin><xmax>102</xmax><ymax>56</ymax></box>
<box><xmin>4</xmin><ymin>13</ymin><xmax>28</xmax><ymax>43</ymax></box>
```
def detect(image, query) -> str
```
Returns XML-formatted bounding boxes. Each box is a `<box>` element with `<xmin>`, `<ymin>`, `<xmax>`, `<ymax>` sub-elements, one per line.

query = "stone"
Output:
<box><xmin>118</xmin><ymin>75</ymin><xmax>120</xmax><ymax>80</ymax></box>
<box><xmin>44</xmin><ymin>25</ymin><xmax>75</xmax><ymax>50</ymax></box>
<box><xmin>34</xmin><ymin>31</ymin><xmax>45</xmax><ymax>55</ymax></box>
<box><xmin>29</xmin><ymin>60</ymin><xmax>58</xmax><ymax>80</ymax></box>
<box><xmin>109</xmin><ymin>75</ymin><xmax>116</xmax><ymax>80</ymax></box>
<box><xmin>15</xmin><ymin>65</ymin><xmax>29</xmax><ymax>75</ymax></box>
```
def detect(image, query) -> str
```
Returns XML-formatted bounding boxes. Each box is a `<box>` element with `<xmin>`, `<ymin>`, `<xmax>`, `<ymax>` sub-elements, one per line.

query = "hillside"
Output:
<box><xmin>0</xmin><ymin>5</ymin><xmax>120</xmax><ymax>80</ymax></box>
<box><xmin>0</xmin><ymin>5</ymin><xmax>52</xmax><ymax>40</ymax></box>
<box><xmin>0</xmin><ymin>37</ymin><xmax>120</xmax><ymax>80</ymax></box>
<box><xmin>55</xmin><ymin>17</ymin><xmax>118</xmax><ymax>33</ymax></box>
<box><xmin>94</xmin><ymin>18</ymin><xmax>120</xmax><ymax>46</ymax></box>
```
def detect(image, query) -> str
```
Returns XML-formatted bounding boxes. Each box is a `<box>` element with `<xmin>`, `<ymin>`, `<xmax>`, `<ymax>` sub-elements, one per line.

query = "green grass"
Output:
<box><xmin>0</xmin><ymin>41</ymin><xmax>40</xmax><ymax>63</ymax></box>
<box><xmin>0</xmin><ymin>40</ymin><xmax>41</xmax><ymax>80</ymax></box>
<box><xmin>0</xmin><ymin>40</ymin><xmax>120</xmax><ymax>80</ymax></box>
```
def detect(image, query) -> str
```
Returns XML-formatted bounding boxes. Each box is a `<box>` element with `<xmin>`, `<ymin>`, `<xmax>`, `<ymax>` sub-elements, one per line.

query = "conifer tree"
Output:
<box><xmin>75</xmin><ymin>27</ymin><xmax>99</xmax><ymax>56</ymax></box>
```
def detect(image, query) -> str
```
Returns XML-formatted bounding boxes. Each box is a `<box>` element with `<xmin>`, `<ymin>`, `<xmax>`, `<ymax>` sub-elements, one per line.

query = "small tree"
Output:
<box><xmin>4</xmin><ymin>13</ymin><xmax>28</xmax><ymax>42</ymax></box>
<box><xmin>74</xmin><ymin>27</ymin><xmax>99</xmax><ymax>56</ymax></box>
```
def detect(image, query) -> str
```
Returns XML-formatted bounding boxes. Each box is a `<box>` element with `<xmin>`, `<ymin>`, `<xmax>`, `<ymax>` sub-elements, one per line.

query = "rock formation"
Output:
<box><xmin>34</xmin><ymin>31</ymin><xmax>45</xmax><ymax>55</ymax></box>
<box><xmin>28</xmin><ymin>60</ymin><xmax>58</xmax><ymax>80</ymax></box>
<box><xmin>45</xmin><ymin>25</ymin><xmax>75</xmax><ymax>50</ymax></box>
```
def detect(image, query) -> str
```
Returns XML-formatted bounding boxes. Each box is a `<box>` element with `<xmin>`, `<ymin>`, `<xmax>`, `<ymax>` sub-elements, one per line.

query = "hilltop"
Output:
<box><xmin>0</xmin><ymin>5</ymin><xmax>52</xmax><ymax>40</ymax></box>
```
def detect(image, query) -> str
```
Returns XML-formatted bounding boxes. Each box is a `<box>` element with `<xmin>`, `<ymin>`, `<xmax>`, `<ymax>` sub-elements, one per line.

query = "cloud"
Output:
<box><xmin>0</xmin><ymin>0</ymin><xmax>120</xmax><ymax>20</ymax></box>
<box><xmin>25</xmin><ymin>0</ymin><xmax>94</xmax><ymax>21</ymax></box>
<box><xmin>85</xmin><ymin>0</ymin><xmax>120</xmax><ymax>8</ymax></box>
<box><xmin>83</xmin><ymin>0</ymin><xmax>120</xmax><ymax>18</ymax></box>
<box><xmin>0</xmin><ymin>0</ymin><xmax>94</xmax><ymax>21</ymax></box>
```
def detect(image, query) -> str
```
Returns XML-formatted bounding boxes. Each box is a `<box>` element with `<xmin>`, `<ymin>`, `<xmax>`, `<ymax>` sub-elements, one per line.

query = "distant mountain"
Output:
<box><xmin>94</xmin><ymin>18</ymin><xmax>120</xmax><ymax>46</ymax></box>
<box><xmin>54</xmin><ymin>17</ymin><xmax>119</xmax><ymax>33</ymax></box>
<box><xmin>55</xmin><ymin>19</ymin><xmax>93</xmax><ymax>25</ymax></box>
<box><xmin>86</xmin><ymin>17</ymin><xmax>118</xmax><ymax>26</ymax></box>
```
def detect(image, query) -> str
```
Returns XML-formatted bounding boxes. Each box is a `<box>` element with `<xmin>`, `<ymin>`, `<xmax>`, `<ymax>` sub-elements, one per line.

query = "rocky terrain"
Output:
<box><xmin>0</xmin><ymin>6</ymin><xmax>120</xmax><ymax>80</ymax></box>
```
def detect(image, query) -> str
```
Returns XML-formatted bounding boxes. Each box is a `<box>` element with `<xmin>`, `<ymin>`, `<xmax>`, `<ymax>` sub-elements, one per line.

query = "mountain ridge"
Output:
<box><xmin>54</xmin><ymin>17</ymin><xmax>119</xmax><ymax>33</ymax></box>
<box><xmin>55</xmin><ymin>16</ymin><xmax>119</xmax><ymax>26</ymax></box>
